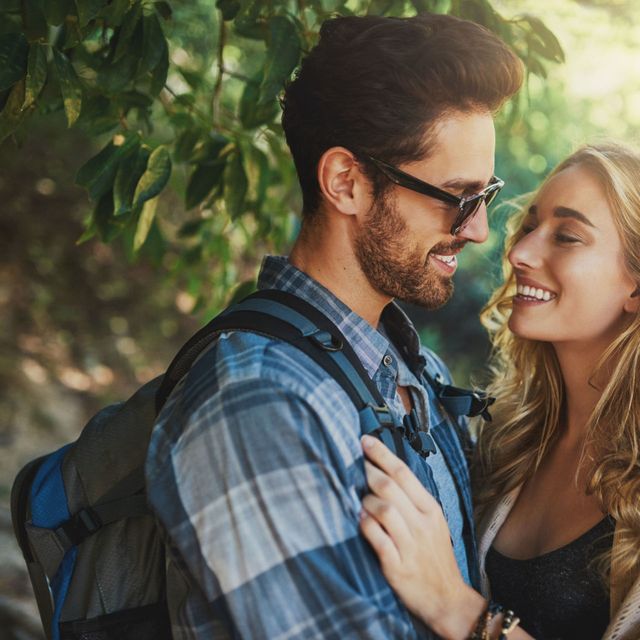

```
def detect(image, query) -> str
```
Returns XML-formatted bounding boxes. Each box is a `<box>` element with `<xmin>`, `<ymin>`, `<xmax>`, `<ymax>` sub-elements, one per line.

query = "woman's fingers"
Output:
<box><xmin>364</xmin><ymin>460</ymin><xmax>419</xmax><ymax>523</ymax></box>
<box><xmin>361</xmin><ymin>493</ymin><xmax>413</xmax><ymax>554</ymax></box>
<box><xmin>362</xmin><ymin>434</ymin><xmax>440</xmax><ymax>514</ymax></box>
<box><xmin>359</xmin><ymin>507</ymin><xmax>401</xmax><ymax>568</ymax></box>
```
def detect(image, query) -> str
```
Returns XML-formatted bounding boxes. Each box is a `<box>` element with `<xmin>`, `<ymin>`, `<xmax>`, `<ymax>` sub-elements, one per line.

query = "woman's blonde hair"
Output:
<box><xmin>474</xmin><ymin>142</ymin><xmax>640</xmax><ymax>591</ymax></box>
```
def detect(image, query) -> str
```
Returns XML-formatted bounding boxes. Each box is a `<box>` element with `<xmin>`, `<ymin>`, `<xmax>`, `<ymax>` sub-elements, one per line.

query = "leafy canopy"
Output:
<box><xmin>0</xmin><ymin>0</ymin><xmax>563</xmax><ymax>311</ymax></box>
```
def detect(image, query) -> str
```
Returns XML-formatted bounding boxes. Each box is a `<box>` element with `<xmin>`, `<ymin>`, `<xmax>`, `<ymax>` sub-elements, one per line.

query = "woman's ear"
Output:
<box><xmin>317</xmin><ymin>147</ymin><xmax>370</xmax><ymax>216</ymax></box>
<box><xmin>624</xmin><ymin>285</ymin><xmax>640</xmax><ymax>313</ymax></box>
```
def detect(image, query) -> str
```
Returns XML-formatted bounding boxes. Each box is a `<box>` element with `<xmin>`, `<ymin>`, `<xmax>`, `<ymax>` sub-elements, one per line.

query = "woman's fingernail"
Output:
<box><xmin>360</xmin><ymin>510</ymin><xmax>368</xmax><ymax>521</ymax></box>
<box><xmin>362</xmin><ymin>435</ymin><xmax>375</xmax><ymax>449</ymax></box>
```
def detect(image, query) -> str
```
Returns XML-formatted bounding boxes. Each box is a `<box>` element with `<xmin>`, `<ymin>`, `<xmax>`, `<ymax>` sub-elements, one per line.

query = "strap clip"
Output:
<box><xmin>308</xmin><ymin>330</ymin><xmax>343</xmax><ymax>352</ymax></box>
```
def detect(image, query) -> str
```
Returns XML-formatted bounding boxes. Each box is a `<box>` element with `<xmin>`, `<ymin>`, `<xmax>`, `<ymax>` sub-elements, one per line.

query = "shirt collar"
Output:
<box><xmin>257</xmin><ymin>256</ymin><xmax>425</xmax><ymax>378</ymax></box>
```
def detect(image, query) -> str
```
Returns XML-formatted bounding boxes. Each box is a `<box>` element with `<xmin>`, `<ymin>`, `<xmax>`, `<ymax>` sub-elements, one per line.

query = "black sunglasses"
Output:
<box><xmin>364</xmin><ymin>155</ymin><xmax>504</xmax><ymax>235</ymax></box>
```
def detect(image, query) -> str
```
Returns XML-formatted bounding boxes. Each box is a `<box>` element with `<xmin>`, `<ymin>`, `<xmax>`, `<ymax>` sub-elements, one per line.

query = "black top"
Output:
<box><xmin>485</xmin><ymin>516</ymin><xmax>615</xmax><ymax>640</ymax></box>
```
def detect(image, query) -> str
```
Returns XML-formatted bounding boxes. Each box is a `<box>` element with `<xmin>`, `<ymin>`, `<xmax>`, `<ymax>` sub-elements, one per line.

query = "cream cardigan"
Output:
<box><xmin>476</xmin><ymin>486</ymin><xmax>640</xmax><ymax>640</ymax></box>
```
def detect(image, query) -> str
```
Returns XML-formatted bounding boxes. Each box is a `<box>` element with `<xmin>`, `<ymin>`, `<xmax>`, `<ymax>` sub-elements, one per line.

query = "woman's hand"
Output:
<box><xmin>359</xmin><ymin>434</ymin><xmax>486</xmax><ymax>639</ymax></box>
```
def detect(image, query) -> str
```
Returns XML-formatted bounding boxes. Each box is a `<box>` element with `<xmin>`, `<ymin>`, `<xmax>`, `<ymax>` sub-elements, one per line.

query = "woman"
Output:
<box><xmin>360</xmin><ymin>142</ymin><xmax>640</xmax><ymax>640</ymax></box>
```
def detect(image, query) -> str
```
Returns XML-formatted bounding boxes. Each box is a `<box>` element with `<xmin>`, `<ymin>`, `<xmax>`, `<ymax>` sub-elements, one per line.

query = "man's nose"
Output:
<box><xmin>457</xmin><ymin>204</ymin><xmax>489</xmax><ymax>244</ymax></box>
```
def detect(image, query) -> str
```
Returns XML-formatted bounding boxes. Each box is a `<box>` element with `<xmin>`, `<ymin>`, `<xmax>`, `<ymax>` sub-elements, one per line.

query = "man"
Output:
<box><xmin>146</xmin><ymin>13</ymin><xmax>523</xmax><ymax>639</ymax></box>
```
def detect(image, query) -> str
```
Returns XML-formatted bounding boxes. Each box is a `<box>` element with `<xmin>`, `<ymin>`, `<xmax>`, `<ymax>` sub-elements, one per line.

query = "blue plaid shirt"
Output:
<box><xmin>146</xmin><ymin>256</ymin><xmax>479</xmax><ymax>639</ymax></box>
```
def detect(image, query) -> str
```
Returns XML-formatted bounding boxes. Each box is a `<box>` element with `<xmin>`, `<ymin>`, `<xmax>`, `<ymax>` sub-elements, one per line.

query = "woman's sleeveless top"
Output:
<box><xmin>485</xmin><ymin>516</ymin><xmax>615</xmax><ymax>640</ymax></box>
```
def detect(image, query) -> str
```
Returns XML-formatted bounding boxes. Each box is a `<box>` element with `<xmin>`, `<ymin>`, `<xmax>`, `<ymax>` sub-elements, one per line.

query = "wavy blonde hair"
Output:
<box><xmin>474</xmin><ymin>142</ymin><xmax>640</xmax><ymax>591</ymax></box>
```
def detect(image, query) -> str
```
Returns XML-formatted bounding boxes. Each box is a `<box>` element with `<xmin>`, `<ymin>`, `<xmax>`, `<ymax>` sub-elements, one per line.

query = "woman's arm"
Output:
<box><xmin>359</xmin><ymin>434</ymin><xmax>533</xmax><ymax>640</ymax></box>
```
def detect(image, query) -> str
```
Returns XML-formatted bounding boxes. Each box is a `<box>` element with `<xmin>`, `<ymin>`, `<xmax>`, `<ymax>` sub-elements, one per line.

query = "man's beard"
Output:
<box><xmin>354</xmin><ymin>194</ymin><xmax>456</xmax><ymax>309</ymax></box>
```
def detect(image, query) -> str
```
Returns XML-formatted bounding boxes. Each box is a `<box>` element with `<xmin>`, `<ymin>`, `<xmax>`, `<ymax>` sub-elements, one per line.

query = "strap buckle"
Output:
<box><xmin>308</xmin><ymin>330</ymin><xmax>343</xmax><ymax>352</ymax></box>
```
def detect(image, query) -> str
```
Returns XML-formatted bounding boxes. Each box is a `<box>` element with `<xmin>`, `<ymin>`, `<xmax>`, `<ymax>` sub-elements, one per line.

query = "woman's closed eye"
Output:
<box><xmin>521</xmin><ymin>223</ymin><xmax>583</xmax><ymax>245</ymax></box>
<box><xmin>554</xmin><ymin>231</ymin><xmax>582</xmax><ymax>244</ymax></box>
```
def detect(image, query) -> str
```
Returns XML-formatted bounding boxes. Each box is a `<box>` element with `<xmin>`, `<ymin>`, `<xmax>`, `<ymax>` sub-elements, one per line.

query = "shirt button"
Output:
<box><xmin>383</xmin><ymin>354</ymin><xmax>393</xmax><ymax>367</ymax></box>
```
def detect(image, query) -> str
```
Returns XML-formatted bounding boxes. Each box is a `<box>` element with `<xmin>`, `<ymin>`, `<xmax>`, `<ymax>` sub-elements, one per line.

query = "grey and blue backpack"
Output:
<box><xmin>11</xmin><ymin>289</ymin><xmax>491</xmax><ymax>640</ymax></box>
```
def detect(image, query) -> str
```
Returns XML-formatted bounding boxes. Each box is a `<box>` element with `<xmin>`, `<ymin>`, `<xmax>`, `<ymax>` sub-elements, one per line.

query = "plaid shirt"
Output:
<box><xmin>146</xmin><ymin>256</ymin><xmax>479</xmax><ymax>639</ymax></box>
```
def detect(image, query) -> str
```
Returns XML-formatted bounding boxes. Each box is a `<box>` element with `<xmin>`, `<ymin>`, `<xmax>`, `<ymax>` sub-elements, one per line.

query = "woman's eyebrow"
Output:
<box><xmin>528</xmin><ymin>204</ymin><xmax>596</xmax><ymax>229</ymax></box>
<box><xmin>553</xmin><ymin>206</ymin><xmax>596</xmax><ymax>228</ymax></box>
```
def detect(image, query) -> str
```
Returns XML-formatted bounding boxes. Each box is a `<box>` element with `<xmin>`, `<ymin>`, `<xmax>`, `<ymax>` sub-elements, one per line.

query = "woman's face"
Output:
<box><xmin>508</xmin><ymin>164</ymin><xmax>638</xmax><ymax>347</ymax></box>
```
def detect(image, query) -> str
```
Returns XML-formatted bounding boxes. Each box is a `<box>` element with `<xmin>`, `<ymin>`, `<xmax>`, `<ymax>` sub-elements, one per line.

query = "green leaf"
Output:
<box><xmin>178</xmin><ymin>218</ymin><xmax>206</xmax><ymax>238</ymax></box>
<box><xmin>114</xmin><ymin>3</ymin><xmax>142</xmax><ymax>62</ymax></box>
<box><xmin>132</xmin><ymin>144</ymin><xmax>171</xmax><ymax>208</ymax></box>
<box><xmin>23</xmin><ymin>43</ymin><xmax>48</xmax><ymax>108</ymax></box>
<box><xmin>133</xmin><ymin>194</ymin><xmax>159</xmax><ymax>250</ymax></box>
<box><xmin>22</xmin><ymin>0</ymin><xmax>49</xmax><ymax>42</ymax></box>
<box><xmin>526</xmin><ymin>56</ymin><xmax>548</xmax><ymax>79</ymax></box>
<box><xmin>154</xmin><ymin>1</ymin><xmax>172</xmax><ymax>20</ymax></box>
<box><xmin>239</xmin><ymin>72</ymin><xmax>278</xmax><ymax>129</ymax></box>
<box><xmin>76</xmin><ymin>133</ymin><xmax>138</xmax><ymax>200</ymax></box>
<box><xmin>249</xmin><ymin>145</ymin><xmax>270</xmax><ymax>212</ymax></box>
<box><xmin>98</xmin><ymin>50</ymin><xmax>139</xmax><ymax>93</ymax></box>
<box><xmin>93</xmin><ymin>189</ymin><xmax>120</xmax><ymax>242</ymax></box>
<box><xmin>259</xmin><ymin>16</ymin><xmax>300</xmax><ymax>105</ymax></box>
<box><xmin>137</xmin><ymin>218</ymin><xmax>165</xmax><ymax>265</ymax></box>
<box><xmin>52</xmin><ymin>49</ymin><xmax>82</xmax><ymax>126</ymax></box>
<box><xmin>0</xmin><ymin>33</ymin><xmax>28</xmax><ymax>92</ymax></box>
<box><xmin>174</xmin><ymin>127</ymin><xmax>201</xmax><ymax>163</ymax></box>
<box><xmin>113</xmin><ymin>143</ymin><xmax>148</xmax><ymax>215</ymax></box>
<box><xmin>216</xmin><ymin>0</ymin><xmax>240</xmax><ymax>21</ymax></box>
<box><xmin>76</xmin><ymin>219</ymin><xmax>97</xmax><ymax>244</ymax></box>
<box><xmin>186</xmin><ymin>160</ymin><xmax>226</xmax><ymax>209</ymax></box>
<box><xmin>223</xmin><ymin>148</ymin><xmax>248</xmax><ymax>219</ymax></box>
<box><xmin>75</xmin><ymin>0</ymin><xmax>110</xmax><ymax>28</ymax></box>
<box><xmin>0</xmin><ymin>79</ymin><xmax>30</xmax><ymax>143</ymax></box>
<box><xmin>148</xmin><ymin>30</ymin><xmax>168</xmax><ymax>96</ymax></box>
<box><xmin>233</xmin><ymin>0</ymin><xmax>265</xmax><ymax>40</ymax></box>
<box><xmin>42</xmin><ymin>0</ymin><xmax>77</xmax><ymax>25</ymax></box>
<box><xmin>519</xmin><ymin>14</ymin><xmax>565</xmax><ymax>63</ymax></box>
<box><xmin>189</xmin><ymin>132</ymin><xmax>230</xmax><ymax>165</ymax></box>
<box><xmin>139</xmin><ymin>13</ymin><xmax>165</xmax><ymax>75</ymax></box>
<box><xmin>75</xmin><ymin>94</ymin><xmax>119</xmax><ymax>135</ymax></box>
<box><xmin>1</xmin><ymin>0</ymin><xmax>21</xmax><ymax>11</ymax></box>
<box><xmin>100</xmin><ymin>0</ymin><xmax>131</xmax><ymax>25</ymax></box>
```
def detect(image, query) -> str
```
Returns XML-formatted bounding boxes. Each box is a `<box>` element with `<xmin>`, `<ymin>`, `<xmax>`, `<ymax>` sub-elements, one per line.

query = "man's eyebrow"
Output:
<box><xmin>554</xmin><ymin>206</ymin><xmax>596</xmax><ymax>228</ymax></box>
<box><xmin>440</xmin><ymin>178</ymin><xmax>486</xmax><ymax>192</ymax></box>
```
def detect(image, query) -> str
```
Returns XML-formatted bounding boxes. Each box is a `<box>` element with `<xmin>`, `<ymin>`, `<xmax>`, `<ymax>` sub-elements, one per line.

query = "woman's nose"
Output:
<box><xmin>508</xmin><ymin>231</ymin><xmax>543</xmax><ymax>270</ymax></box>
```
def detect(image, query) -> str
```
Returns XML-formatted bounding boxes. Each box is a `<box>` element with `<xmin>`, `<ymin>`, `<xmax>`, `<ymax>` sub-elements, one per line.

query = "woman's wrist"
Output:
<box><xmin>428</xmin><ymin>585</ymin><xmax>487</xmax><ymax>640</ymax></box>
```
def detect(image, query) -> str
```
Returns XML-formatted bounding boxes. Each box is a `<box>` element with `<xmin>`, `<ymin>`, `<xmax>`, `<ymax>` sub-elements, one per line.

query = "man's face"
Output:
<box><xmin>354</xmin><ymin>110</ymin><xmax>496</xmax><ymax>309</ymax></box>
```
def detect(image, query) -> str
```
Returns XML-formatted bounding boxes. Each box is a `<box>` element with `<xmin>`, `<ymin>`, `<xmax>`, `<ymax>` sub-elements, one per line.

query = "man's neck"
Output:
<box><xmin>288</xmin><ymin>219</ymin><xmax>391</xmax><ymax>329</ymax></box>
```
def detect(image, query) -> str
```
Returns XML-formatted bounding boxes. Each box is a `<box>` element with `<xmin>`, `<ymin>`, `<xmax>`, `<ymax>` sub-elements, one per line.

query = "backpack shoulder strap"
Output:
<box><xmin>155</xmin><ymin>289</ymin><xmax>396</xmax><ymax>437</ymax></box>
<box><xmin>421</xmin><ymin>365</ymin><xmax>495</xmax><ymax>422</ymax></box>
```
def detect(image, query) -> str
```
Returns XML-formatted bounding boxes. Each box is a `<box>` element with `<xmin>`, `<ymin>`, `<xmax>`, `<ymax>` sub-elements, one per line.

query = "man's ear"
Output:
<box><xmin>317</xmin><ymin>147</ymin><xmax>370</xmax><ymax>216</ymax></box>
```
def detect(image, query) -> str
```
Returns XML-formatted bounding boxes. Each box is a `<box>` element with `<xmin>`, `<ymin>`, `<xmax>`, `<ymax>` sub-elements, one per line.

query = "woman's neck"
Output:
<box><xmin>553</xmin><ymin>340</ymin><xmax>611</xmax><ymax>445</ymax></box>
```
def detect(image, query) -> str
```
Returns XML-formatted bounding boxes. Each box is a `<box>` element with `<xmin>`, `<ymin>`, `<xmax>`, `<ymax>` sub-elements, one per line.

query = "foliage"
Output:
<box><xmin>1</xmin><ymin>0</ymin><xmax>563</xmax><ymax>314</ymax></box>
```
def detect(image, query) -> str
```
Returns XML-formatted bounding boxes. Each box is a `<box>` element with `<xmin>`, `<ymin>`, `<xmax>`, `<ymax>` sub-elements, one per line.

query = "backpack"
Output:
<box><xmin>11</xmin><ymin>289</ymin><xmax>492</xmax><ymax>640</ymax></box>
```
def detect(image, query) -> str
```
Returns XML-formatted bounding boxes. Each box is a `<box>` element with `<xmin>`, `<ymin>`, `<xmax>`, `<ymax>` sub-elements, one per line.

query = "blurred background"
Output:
<box><xmin>1</xmin><ymin>0</ymin><xmax>640</xmax><ymax>637</ymax></box>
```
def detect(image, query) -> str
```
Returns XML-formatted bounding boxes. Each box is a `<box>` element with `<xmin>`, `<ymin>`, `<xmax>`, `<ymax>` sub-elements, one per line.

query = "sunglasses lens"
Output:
<box><xmin>451</xmin><ymin>197</ymin><xmax>481</xmax><ymax>234</ymax></box>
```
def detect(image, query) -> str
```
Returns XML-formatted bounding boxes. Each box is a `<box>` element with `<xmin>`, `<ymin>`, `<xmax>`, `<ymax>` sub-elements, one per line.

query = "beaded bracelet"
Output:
<box><xmin>469</xmin><ymin>602</ymin><xmax>501</xmax><ymax>640</ymax></box>
<box><xmin>469</xmin><ymin>602</ymin><xmax>520</xmax><ymax>640</ymax></box>
<box><xmin>499</xmin><ymin>607</ymin><xmax>521</xmax><ymax>639</ymax></box>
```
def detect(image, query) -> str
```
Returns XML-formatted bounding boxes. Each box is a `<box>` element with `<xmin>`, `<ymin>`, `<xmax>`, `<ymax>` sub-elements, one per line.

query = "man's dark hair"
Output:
<box><xmin>281</xmin><ymin>14</ymin><xmax>523</xmax><ymax>216</ymax></box>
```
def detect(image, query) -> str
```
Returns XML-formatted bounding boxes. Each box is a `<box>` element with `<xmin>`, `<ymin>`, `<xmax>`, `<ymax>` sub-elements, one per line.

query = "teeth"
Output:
<box><xmin>516</xmin><ymin>283</ymin><xmax>556</xmax><ymax>301</ymax></box>
<box><xmin>432</xmin><ymin>254</ymin><xmax>456</xmax><ymax>265</ymax></box>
